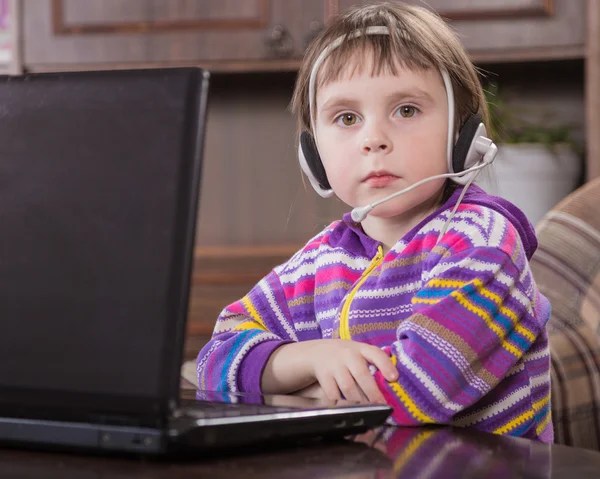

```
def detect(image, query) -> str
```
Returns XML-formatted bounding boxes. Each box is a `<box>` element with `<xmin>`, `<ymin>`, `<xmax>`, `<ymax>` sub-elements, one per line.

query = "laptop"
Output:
<box><xmin>0</xmin><ymin>67</ymin><xmax>392</xmax><ymax>454</ymax></box>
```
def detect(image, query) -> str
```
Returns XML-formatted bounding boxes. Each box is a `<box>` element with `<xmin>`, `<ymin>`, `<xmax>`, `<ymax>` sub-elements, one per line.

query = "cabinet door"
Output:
<box><xmin>23</xmin><ymin>0</ymin><xmax>327</xmax><ymax>68</ymax></box>
<box><xmin>331</xmin><ymin>0</ymin><xmax>585</xmax><ymax>62</ymax></box>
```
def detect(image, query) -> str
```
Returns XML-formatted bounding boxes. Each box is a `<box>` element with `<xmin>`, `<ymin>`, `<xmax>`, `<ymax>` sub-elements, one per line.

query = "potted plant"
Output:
<box><xmin>476</xmin><ymin>83</ymin><xmax>583</xmax><ymax>226</ymax></box>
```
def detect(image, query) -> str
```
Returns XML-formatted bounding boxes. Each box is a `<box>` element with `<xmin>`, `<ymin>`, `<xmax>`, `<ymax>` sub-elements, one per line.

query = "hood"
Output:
<box><xmin>448</xmin><ymin>184</ymin><xmax>538</xmax><ymax>260</ymax></box>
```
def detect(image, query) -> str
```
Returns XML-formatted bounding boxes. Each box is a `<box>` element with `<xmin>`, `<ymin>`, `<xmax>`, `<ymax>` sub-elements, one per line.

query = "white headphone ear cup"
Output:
<box><xmin>453</xmin><ymin>123</ymin><xmax>493</xmax><ymax>185</ymax></box>
<box><xmin>451</xmin><ymin>114</ymin><xmax>481</xmax><ymax>174</ymax></box>
<box><xmin>298</xmin><ymin>133</ymin><xmax>335</xmax><ymax>198</ymax></box>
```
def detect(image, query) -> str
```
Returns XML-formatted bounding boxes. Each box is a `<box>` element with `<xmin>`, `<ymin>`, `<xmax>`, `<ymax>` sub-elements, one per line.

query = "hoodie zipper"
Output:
<box><xmin>339</xmin><ymin>245</ymin><xmax>384</xmax><ymax>340</ymax></box>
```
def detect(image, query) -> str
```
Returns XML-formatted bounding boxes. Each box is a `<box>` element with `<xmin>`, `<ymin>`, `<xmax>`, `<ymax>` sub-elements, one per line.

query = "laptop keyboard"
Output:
<box><xmin>180</xmin><ymin>400</ymin><xmax>302</xmax><ymax>419</ymax></box>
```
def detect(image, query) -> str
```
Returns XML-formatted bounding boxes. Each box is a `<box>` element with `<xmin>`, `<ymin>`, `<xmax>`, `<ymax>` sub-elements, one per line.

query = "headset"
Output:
<box><xmin>297</xmin><ymin>26</ymin><xmax>498</xmax><ymax>222</ymax></box>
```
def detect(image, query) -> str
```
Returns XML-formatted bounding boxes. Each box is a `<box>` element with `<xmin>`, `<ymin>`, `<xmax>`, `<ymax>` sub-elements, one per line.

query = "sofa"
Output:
<box><xmin>530</xmin><ymin>176</ymin><xmax>600</xmax><ymax>450</ymax></box>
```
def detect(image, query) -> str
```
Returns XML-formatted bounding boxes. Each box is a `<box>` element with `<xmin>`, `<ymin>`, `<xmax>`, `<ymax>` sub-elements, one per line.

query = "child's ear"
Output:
<box><xmin>298</xmin><ymin>131</ymin><xmax>335</xmax><ymax>198</ymax></box>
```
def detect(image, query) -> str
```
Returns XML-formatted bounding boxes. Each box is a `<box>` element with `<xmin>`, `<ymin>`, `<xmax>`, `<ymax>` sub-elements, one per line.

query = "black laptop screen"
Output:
<box><xmin>0</xmin><ymin>68</ymin><xmax>207</xmax><ymax>422</ymax></box>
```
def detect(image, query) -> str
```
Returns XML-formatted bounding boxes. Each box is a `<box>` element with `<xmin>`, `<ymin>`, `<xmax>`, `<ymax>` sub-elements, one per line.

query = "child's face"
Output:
<box><xmin>314</xmin><ymin>53</ymin><xmax>449</xmax><ymax>220</ymax></box>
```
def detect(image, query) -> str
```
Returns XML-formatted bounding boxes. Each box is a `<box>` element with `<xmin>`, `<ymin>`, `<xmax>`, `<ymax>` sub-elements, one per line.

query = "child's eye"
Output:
<box><xmin>335</xmin><ymin>113</ymin><xmax>359</xmax><ymax>126</ymax></box>
<box><xmin>396</xmin><ymin>105</ymin><xmax>418</xmax><ymax>118</ymax></box>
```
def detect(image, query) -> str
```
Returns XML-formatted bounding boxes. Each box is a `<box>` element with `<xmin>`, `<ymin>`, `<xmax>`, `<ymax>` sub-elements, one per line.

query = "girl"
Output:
<box><xmin>196</xmin><ymin>2</ymin><xmax>553</xmax><ymax>443</ymax></box>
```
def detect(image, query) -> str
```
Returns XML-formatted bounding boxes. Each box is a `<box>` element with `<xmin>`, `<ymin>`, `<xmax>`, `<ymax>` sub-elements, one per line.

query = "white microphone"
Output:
<box><xmin>350</xmin><ymin>141</ymin><xmax>497</xmax><ymax>222</ymax></box>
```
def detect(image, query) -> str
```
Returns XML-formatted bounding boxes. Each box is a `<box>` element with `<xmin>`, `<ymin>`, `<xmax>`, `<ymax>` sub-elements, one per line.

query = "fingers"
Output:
<box><xmin>334</xmin><ymin>368</ymin><xmax>367</xmax><ymax>403</ymax></box>
<box><xmin>360</xmin><ymin>345</ymin><xmax>398</xmax><ymax>382</ymax></box>
<box><xmin>349</xmin><ymin>359</ymin><xmax>387</xmax><ymax>404</ymax></box>
<box><xmin>317</xmin><ymin>373</ymin><xmax>343</xmax><ymax>401</ymax></box>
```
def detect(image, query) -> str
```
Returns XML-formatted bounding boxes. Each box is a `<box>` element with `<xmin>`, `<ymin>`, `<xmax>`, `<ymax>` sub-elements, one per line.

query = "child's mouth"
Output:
<box><xmin>364</xmin><ymin>174</ymin><xmax>399</xmax><ymax>188</ymax></box>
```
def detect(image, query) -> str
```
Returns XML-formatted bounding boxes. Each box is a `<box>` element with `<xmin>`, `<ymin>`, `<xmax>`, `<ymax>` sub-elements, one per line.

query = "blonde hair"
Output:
<box><xmin>290</xmin><ymin>2</ymin><xmax>488</xmax><ymax>137</ymax></box>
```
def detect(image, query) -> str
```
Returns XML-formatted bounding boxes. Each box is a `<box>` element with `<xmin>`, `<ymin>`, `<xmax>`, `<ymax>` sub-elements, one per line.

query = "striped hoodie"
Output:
<box><xmin>196</xmin><ymin>185</ymin><xmax>553</xmax><ymax>443</ymax></box>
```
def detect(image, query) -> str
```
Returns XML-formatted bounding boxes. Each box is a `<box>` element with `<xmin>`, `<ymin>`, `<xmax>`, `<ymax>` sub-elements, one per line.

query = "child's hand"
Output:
<box><xmin>308</xmin><ymin>339</ymin><xmax>398</xmax><ymax>404</ymax></box>
<box><xmin>291</xmin><ymin>382</ymin><xmax>328</xmax><ymax>399</ymax></box>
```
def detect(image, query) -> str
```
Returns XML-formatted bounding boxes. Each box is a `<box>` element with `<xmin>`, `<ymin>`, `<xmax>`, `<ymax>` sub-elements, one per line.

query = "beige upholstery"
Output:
<box><xmin>531</xmin><ymin>177</ymin><xmax>600</xmax><ymax>450</ymax></box>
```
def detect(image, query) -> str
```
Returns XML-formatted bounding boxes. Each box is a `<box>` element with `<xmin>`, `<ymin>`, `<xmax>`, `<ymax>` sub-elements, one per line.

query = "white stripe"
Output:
<box><xmin>523</xmin><ymin>346</ymin><xmax>550</xmax><ymax>362</ymax></box>
<box><xmin>422</xmin><ymin>256</ymin><xmax>533</xmax><ymax>315</ymax></box>
<box><xmin>488</xmin><ymin>208</ymin><xmax>507</xmax><ymax>247</ymax></box>
<box><xmin>418</xmin><ymin>208</ymin><xmax>491</xmax><ymax>242</ymax></box>
<box><xmin>316</xmin><ymin>307</ymin><xmax>338</xmax><ymax>322</ymax></box>
<box><xmin>423</xmin><ymin>256</ymin><xmax>498</xmax><ymax>281</ymax></box>
<box><xmin>394</xmin><ymin>341</ymin><xmax>463</xmax><ymax>412</ymax></box>
<box><xmin>281</xmin><ymin>224</ymin><xmax>338</xmax><ymax>268</ymax></box>
<box><xmin>278</xmin><ymin>251</ymin><xmax>369</xmax><ymax>284</ymax></box>
<box><xmin>354</xmin><ymin>280</ymin><xmax>421</xmax><ymax>298</ymax></box>
<box><xmin>419</xmin><ymin>216</ymin><xmax>488</xmax><ymax>247</ymax></box>
<box><xmin>282</xmin><ymin>242</ymin><xmax>335</xmax><ymax>270</ymax></box>
<box><xmin>259</xmin><ymin>279</ymin><xmax>298</xmax><ymax>341</ymax></box>
<box><xmin>402</xmin><ymin>322</ymin><xmax>491</xmax><ymax>394</ymax></box>
<box><xmin>506</xmin><ymin>361</ymin><xmax>525</xmax><ymax>377</ymax></box>
<box><xmin>349</xmin><ymin>304</ymin><xmax>412</xmax><ymax>319</ymax></box>
<box><xmin>295</xmin><ymin>320</ymin><xmax>319</xmax><ymax>331</ymax></box>
<box><xmin>530</xmin><ymin>372</ymin><xmax>551</xmax><ymax>388</ymax></box>
<box><xmin>446</xmin><ymin>218</ymin><xmax>489</xmax><ymax>246</ymax></box>
<box><xmin>321</xmin><ymin>328</ymin><xmax>334</xmax><ymax>337</ymax></box>
<box><xmin>197</xmin><ymin>341</ymin><xmax>221</xmax><ymax>377</ymax></box>
<box><xmin>277</xmin><ymin>262</ymin><xmax>316</xmax><ymax>284</ymax></box>
<box><xmin>214</xmin><ymin>315</ymin><xmax>247</xmax><ymax>334</ymax></box>
<box><xmin>453</xmin><ymin>385</ymin><xmax>531</xmax><ymax>426</ymax></box>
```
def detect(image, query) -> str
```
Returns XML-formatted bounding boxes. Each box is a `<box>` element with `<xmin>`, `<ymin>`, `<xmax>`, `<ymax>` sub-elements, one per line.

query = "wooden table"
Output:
<box><xmin>2</xmin><ymin>425</ymin><xmax>600</xmax><ymax>478</ymax></box>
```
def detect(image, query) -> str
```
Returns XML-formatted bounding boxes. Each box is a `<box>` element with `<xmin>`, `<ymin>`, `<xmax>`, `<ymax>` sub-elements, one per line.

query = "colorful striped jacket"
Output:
<box><xmin>197</xmin><ymin>185</ymin><xmax>553</xmax><ymax>442</ymax></box>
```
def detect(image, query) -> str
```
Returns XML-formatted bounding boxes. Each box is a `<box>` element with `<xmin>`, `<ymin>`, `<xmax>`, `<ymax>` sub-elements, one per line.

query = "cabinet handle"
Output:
<box><xmin>264</xmin><ymin>24</ymin><xmax>294</xmax><ymax>58</ymax></box>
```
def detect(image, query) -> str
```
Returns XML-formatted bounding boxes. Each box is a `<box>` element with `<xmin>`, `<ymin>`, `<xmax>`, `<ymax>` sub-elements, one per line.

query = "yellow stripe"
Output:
<box><xmin>472</xmin><ymin>282</ymin><xmax>536</xmax><ymax>341</ymax></box>
<box><xmin>412</xmin><ymin>298</ymin><xmax>443</xmax><ymax>305</ymax></box>
<box><xmin>422</xmin><ymin>278</ymin><xmax>536</xmax><ymax>342</ymax></box>
<box><xmin>493</xmin><ymin>409</ymin><xmax>534</xmax><ymax>435</ymax></box>
<box><xmin>339</xmin><ymin>246</ymin><xmax>384</xmax><ymax>340</ymax></box>
<box><xmin>389</xmin><ymin>380</ymin><xmax>434</xmax><ymax>423</ymax></box>
<box><xmin>514</xmin><ymin>323</ymin><xmax>536</xmax><ymax>342</ymax></box>
<box><xmin>415</xmin><ymin>277</ymin><xmax>533</xmax><ymax>355</ymax></box>
<box><xmin>451</xmin><ymin>287</ymin><xmax>523</xmax><ymax>357</ymax></box>
<box><xmin>426</xmin><ymin>278</ymin><xmax>469</xmax><ymax>289</ymax></box>
<box><xmin>394</xmin><ymin>430</ymin><xmax>436</xmax><ymax>473</ymax></box>
<box><xmin>536</xmin><ymin>410</ymin><xmax>552</xmax><ymax>436</ymax></box>
<box><xmin>533</xmin><ymin>394</ymin><xmax>550</xmax><ymax>413</ymax></box>
<box><xmin>241</xmin><ymin>296</ymin><xmax>267</xmax><ymax>330</ymax></box>
<box><xmin>232</xmin><ymin>320</ymin><xmax>266</xmax><ymax>332</ymax></box>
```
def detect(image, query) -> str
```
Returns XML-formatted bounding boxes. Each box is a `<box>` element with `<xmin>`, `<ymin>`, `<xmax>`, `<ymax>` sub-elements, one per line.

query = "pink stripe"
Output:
<box><xmin>375</xmin><ymin>374</ymin><xmax>417</xmax><ymax>425</ymax></box>
<box><xmin>281</xmin><ymin>265</ymin><xmax>361</xmax><ymax>297</ymax></box>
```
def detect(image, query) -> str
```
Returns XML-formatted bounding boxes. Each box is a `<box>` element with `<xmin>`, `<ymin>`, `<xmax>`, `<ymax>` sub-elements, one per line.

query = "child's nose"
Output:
<box><xmin>361</xmin><ymin>135</ymin><xmax>392</xmax><ymax>154</ymax></box>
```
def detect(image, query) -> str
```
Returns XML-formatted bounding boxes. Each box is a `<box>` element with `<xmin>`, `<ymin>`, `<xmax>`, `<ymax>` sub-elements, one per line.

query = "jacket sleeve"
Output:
<box><xmin>196</xmin><ymin>270</ymin><xmax>297</xmax><ymax>393</ymax></box>
<box><xmin>373</xmin><ymin>244</ymin><xmax>550</xmax><ymax>427</ymax></box>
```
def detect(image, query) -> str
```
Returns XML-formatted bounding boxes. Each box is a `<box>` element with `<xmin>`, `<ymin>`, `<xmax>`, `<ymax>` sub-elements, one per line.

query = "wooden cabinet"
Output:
<box><xmin>23</xmin><ymin>0</ymin><xmax>330</xmax><ymax>70</ymax></box>
<box><xmin>23</xmin><ymin>0</ymin><xmax>586</xmax><ymax>72</ymax></box>
<box><xmin>332</xmin><ymin>0</ymin><xmax>585</xmax><ymax>62</ymax></box>
<box><xmin>23</xmin><ymin>0</ymin><xmax>586</xmax><ymax>71</ymax></box>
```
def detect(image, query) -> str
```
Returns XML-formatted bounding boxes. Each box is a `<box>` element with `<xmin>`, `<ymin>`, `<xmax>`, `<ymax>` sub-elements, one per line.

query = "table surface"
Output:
<box><xmin>2</xmin><ymin>425</ymin><xmax>600</xmax><ymax>478</ymax></box>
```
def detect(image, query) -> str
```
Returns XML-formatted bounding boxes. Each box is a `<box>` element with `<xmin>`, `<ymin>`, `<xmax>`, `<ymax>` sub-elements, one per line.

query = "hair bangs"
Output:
<box><xmin>316</xmin><ymin>33</ymin><xmax>435</xmax><ymax>92</ymax></box>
